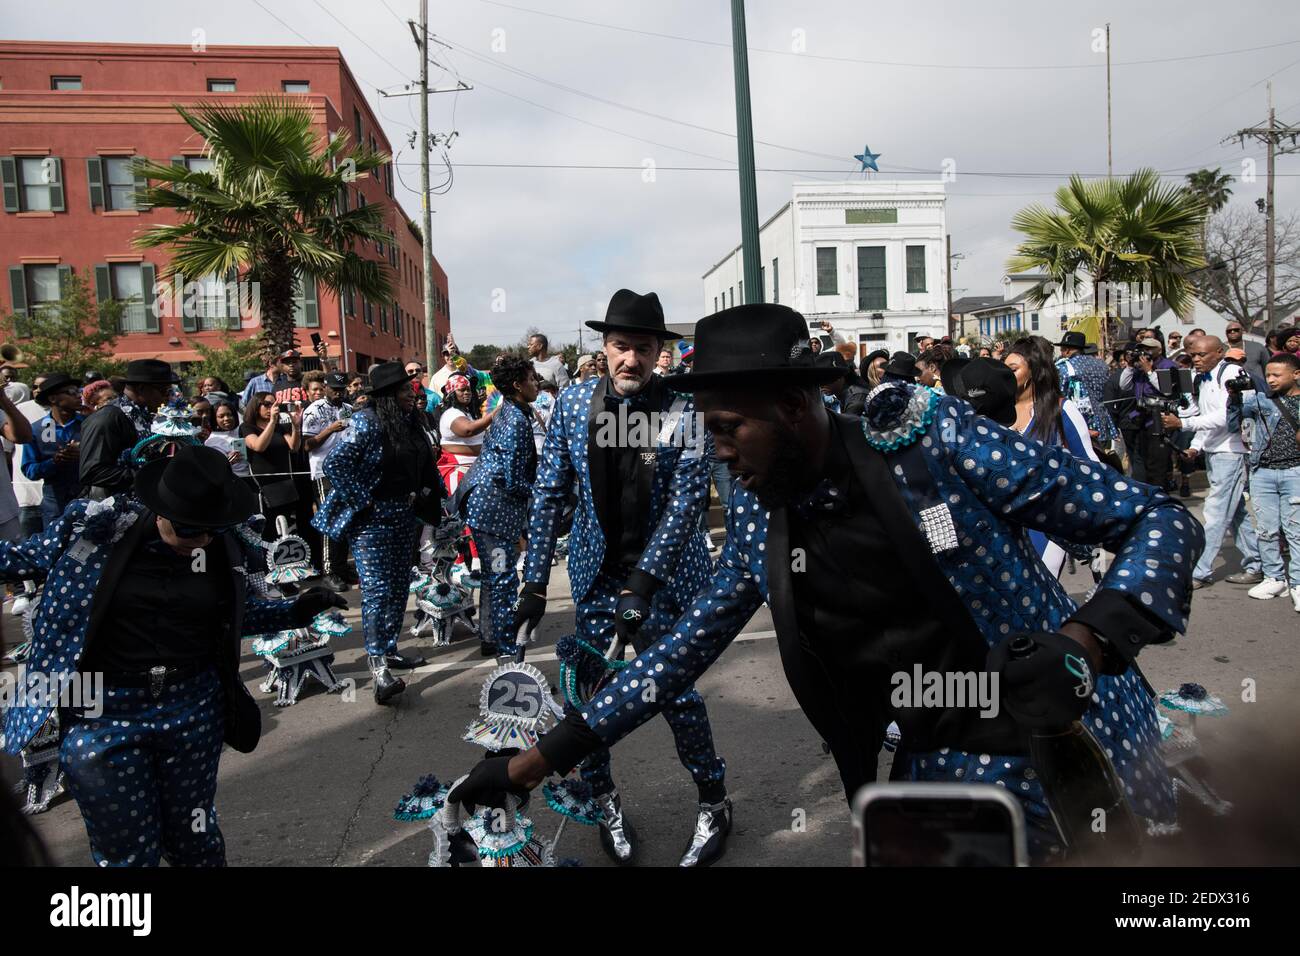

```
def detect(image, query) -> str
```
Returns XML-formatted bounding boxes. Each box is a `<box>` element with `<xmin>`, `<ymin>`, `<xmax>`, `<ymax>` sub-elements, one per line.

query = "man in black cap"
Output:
<box><xmin>79</xmin><ymin>358</ymin><xmax>177</xmax><ymax>498</ymax></box>
<box><xmin>1056</xmin><ymin>331</ymin><xmax>1120</xmax><ymax>451</ymax></box>
<box><xmin>510</xmin><ymin>288</ymin><xmax>730</xmax><ymax>866</ymax></box>
<box><xmin>815</xmin><ymin>350</ymin><xmax>871</xmax><ymax>416</ymax></box>
<box><xmin>0</xmin><ymin>444</ymin><xmax>346</xmax><ymax>865</ymax></box>
<box><xmin>939</xmin><ymin>356</ymin><xmax>1018</xmax><ymax>426</ymax></box>
<box><xmin>303</xmin><ymin>370</ymin><xmax>355</xmax><ymax>591</ymax></box>
<box><xmin>22</xmin><ymin>374</ymin><xmax>85</xmax><ymax>526</ymax></box>
<box><xmin>455</xmin><ymin>303</ymin><xmax>1204</xmax><ymax>861</ymax></box>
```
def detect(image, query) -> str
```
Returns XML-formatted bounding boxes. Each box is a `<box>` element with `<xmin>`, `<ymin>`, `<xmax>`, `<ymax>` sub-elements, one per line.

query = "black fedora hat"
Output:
<box><xmin>663</xmin><ymin>304</ymin><xmax>844</xmax><ymax>392</ymax></box>
<box><xmin>1056</xmin><ymin>331</ymin><xmax>1088</xmax><ymax>350</ymax></box>
<box><xmin>586</xmin><ymin>288</ymin><xmax>681</xmax><ymax>339</ymax></box>
<box><xmin>942</xmin><ymin>357</ymin><xmax>1017</xmax><ymax>426</ymax></box>
<box><xmin>367</xmin><ymin>361</ymin><xmax>417</xmax><ymax>395</ymax></box>
<box><xmin>34</xmin><ymin>372</ymin><xmax>78</xmax><ymax>405</ymax></box>
<box><xmin>883</xmin><ymin>351</ymin><xmax>918</xmax><ymax>382</ymax></box>
<box><xmin>814</xmin><ymin>350</ymin><xmax>854</xmax><ymax>376</ymax></box>
<box><xmin>123</xmin><ymin>358</ymin><xmax>180</xmax><ymax>386</ymax></box>
<box><xmin>135</xmin><ymin>443</ymin><xmax>258</xmax><ymax>528</ymax></box>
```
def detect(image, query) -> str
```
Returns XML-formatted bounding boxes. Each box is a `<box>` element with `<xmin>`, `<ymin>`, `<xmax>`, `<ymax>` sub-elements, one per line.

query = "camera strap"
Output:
<box><xmin>1270</xmin><ymin>394</ymin><xmax>1300</xmax><ymax>442</ymax></box>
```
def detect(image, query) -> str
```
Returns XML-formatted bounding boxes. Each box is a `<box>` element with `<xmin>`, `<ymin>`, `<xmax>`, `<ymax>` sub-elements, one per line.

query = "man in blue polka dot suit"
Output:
<box><xmin>0</xmin><ymin>445</ymin><xmax>345</xmax><ymax>866</ymax></box>
<box><xmin>511</xmin><ymin>289</ymin><xmax>729</xmax><ymax>867</ymax></box>
<box><xmin>458</xmin><ymin>304</ymin><xmax>1206</xmax><ymax>863</ymax></box>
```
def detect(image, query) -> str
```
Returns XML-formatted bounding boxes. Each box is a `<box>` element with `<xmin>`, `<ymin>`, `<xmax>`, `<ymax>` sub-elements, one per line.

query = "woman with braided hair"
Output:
<box><xmin>460</xmin><ymin>354</ymin><xmax>539</xmax><ymax>658</ymax></box>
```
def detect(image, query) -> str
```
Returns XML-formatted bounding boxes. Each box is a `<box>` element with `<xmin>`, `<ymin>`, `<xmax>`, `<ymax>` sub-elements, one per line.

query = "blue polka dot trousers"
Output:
<box><xmin>59</xmin><ymin>667</ymin><xmax>227</xmax><ymax>867</ymax></box>
<box><xmin>576</xmin><ymin>572</ymin><xmax>727</xmax><ymax>804</ymax></box>
<box><xmin>470</xmin><ymin>527</ymin><xmax>518</xmax><ymax>655</ymax></box>
<box><xmin>349</xmin><ymin>503</ymin><xmax>421</xmax><ymax>656</ymax></box>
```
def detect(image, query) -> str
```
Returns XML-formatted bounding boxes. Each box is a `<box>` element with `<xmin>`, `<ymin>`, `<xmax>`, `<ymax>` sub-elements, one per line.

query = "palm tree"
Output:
<box><xmin>1007</xmin><ymin>168</ymin><xmax>1207</xmax><ymax>347</ymax></box>
<box><xmin>133</xmin><ymin>97</ymin><xmax>393</xmax><ymax>354</ymax></box>
<box><xmin>1184</xmin><ymin>167</ymin><xmax>1234</xmax><ymax>254</ymax></box>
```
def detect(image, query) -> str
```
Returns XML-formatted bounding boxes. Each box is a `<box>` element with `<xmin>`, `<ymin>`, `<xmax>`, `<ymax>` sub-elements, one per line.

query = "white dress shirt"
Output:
<box><xmin>1179</xmin><ymin>360</ymin><xmax>1247</xmax><ymax>455</ymax></box>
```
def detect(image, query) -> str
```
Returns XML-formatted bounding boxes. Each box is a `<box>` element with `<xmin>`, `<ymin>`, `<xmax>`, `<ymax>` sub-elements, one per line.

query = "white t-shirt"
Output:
<box><xmin>11</xmin><ymin>399</ymin><xmax>45</xmax><ymax>508</ymax></box>
<box><xmin>439</xmin><ymin>407</ymin><xmax>483</xmax><ymax>447</ymax></box>
<box><xmin>302</xmin><ymin>398</ymin><xmax>352</xmax><ymax>479</ymax></box>
<box><xmin>205</xmin><ymin>428</ymin><xmax>252</xmax><ymax>477</ymax></box>
<box><xmin>0</xmin><ymin>409</ymin><xmax>20</xmax><ymax>525</ymax></box>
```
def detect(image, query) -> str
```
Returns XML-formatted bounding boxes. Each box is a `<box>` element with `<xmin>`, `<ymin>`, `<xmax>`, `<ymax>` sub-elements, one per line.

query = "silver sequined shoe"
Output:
<box><xmin>595</xmin><ymin>789</ymin><xmax>636</xmax><ymax>865</ymax></box>
<box><xmin>678</xmin><ymin>797</ymin><xmax>732</xmax><ymax>868</ymax></box>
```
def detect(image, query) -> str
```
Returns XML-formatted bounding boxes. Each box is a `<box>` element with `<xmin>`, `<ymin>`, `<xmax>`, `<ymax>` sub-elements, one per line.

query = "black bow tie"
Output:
<box><xmin>792</xmin><ymin>478</ymin><xmax>846</xmax><ymax>520</ymax></box>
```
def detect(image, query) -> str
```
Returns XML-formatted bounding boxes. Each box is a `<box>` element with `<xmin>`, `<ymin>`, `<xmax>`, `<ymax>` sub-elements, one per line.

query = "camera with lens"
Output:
<box><xmin>1137</xmin><ymin>367</ymin><xmax>1194</xmax><ymax>417</ymax></box>
<box><xmin>1224</xmin><ymin>373</ymin><xmax>1254</xmax><ymax>394</ymax></box>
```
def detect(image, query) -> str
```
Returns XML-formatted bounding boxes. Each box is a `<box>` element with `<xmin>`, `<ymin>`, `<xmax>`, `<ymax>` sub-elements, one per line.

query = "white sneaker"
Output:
<box><xmin>10</xmin><ymin>593</ymin><xmax>29</xmax><ymax>616</ymax></box>
<box><xmin>1248</xmin><ymin>577</ymin><xmax>1289</xmax><ymax>599</ymax></box>
<box><xmin>1292</xmin><ymin>587</ymin><xmax>1300</xmax><ymax>613</ymax></box>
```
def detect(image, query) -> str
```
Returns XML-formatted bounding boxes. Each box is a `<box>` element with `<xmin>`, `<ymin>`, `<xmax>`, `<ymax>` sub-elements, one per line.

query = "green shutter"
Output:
<box><xmin>47</xmin><ymin>157</ymin><xmax>64</xmax><ymax>212</ymax></box>
<box><xmin>86</xmin><ymin>157</ymin><xmax>104</xmax><ymax>210</ymax></box>
<box><xmin>1</xmin><ymin>158</ymin><xmax>18</xmax><ymax>212</ymax></box>
<box><xmin>133</xmin><ymin>156</ymin><xmax>151</xmax><ymax>211</ymax></box>
<box><xmin>141</xmin><ymin>263</ymin><xmax>159</xmax><ymax>332</ymax></box>
<box><xmin>57</xmin><ymin>264</ymin><xmax>72</xmax><ymax>297</ymax></box>
<box><xmin>94</xmin><ymin>263</ymin><xmax>112</xmax><ymax>305</ymax></box>
<box><xmin>303</xmin><ymin>277</ymin><xmax>319</xmax><ymax>327</ymax></box>
<box><xmin>9</xmin><ymin>266</ymin><xmax>29</xmax><ymax>337</ymax></box>
<box><xmin>179</xmin><ymin>272</ymin><xmax>198</xmax><ymax>332</ymax></box>
<box><xmin>172</xmin><ymin>156</ymin><xmax>186</xmax><ymax>168</ymax></box>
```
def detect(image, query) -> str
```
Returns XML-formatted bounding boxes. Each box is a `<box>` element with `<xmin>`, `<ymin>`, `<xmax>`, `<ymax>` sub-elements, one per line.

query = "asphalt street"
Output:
<box><xmin>5</xmin><ymin>486</ymin><xmax>1297</xmax><ymax>867</ymax></box>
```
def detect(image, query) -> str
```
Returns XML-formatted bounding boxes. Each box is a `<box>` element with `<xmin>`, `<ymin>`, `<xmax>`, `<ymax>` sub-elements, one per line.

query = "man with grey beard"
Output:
<box><xmin>511</xmin><ymin>289</ymin><xmax>730</xmax><ymax>867</ymax></box>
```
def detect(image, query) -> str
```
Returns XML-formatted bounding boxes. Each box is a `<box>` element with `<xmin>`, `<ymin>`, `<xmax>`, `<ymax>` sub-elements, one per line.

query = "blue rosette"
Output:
<box><xmin>394</xmin><ymin>774</ymin><xmax>451</xmax><ymax>822</ymax></box>
<box><xmin>1159</xmin><ymin>683</ymin><xmax>1229</xmax><ymax>716</ymax></box>
<box><xmin>543</xmin><ymin>778</ymin><xmax>601</xmax><ymax>826</ymax></box>
<box><xmin>860</xmin><ymin>382</ymin><xmax>940</xmax><ymax>452</ymax></box>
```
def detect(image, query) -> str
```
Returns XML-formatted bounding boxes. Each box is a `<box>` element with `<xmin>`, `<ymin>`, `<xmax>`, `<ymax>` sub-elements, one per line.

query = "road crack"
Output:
<box><xmin>330</xmin><ymin>701</ymin><xmax>401</xmax><ymax>866</ymax></box>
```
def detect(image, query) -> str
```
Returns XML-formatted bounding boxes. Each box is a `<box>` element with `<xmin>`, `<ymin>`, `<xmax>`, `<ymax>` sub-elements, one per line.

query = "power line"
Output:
<box><xmin>477</xmin><ymin>0</ymin><xmax>1300</xmax><ymax>72</ymax></box>
<box><xmin>386</xmin><ymin>160</ymin><xmax>1300</xmax><ymax>176</ymax></box>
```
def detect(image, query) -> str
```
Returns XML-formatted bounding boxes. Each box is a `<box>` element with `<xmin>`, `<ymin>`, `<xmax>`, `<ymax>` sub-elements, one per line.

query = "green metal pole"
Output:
<box><xmin>730</xmin><ymin>0</ymin><xmax>762</xmax><ymax>303</ymax></box>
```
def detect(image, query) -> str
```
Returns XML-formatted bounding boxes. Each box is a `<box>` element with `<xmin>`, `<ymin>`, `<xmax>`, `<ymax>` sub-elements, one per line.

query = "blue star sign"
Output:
<box><xmin>855</xmin><ymin>145</ymin><xmax>881</xmax><ymax>173</ymax></box>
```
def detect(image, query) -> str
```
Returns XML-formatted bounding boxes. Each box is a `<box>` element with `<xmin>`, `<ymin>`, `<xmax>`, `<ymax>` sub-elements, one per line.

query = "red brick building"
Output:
<box><xmin>0</xmin><ymin>40</ymin><xmax>451</xmax><ymax>376</ymax></box>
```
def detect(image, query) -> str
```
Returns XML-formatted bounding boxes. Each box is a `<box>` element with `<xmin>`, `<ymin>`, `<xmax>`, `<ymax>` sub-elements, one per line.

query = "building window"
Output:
<box><xmin>282</xmin><ymin>80</ymin><xmax>310</xmax><ymax>93</ymax></box>
<box><xmin>110</xmin><ymin>263</ymin><xmax>148</xmax><ymax>332</ymax></box>
<box><xmin>25</xmin><ymin>264</ymin><xmax>62</xmax><ymax>315</ymax></box>
<box><xmin>857</xmin><ymin>246</ymin><xmax>887</xmax><ymax>311</ymax></box>
<box><xmin>713</xmin><ymin>295</ymin><xmax>718</xmax><ymax>313</ymax></box>
<box><xmin>354</xmin><ymin>107</ymin><xmax>363</xmax><ymax>147</ymax></box>
<box><xmin>1</xmin><ymin>156</ymin><xmax>65</xmax><ymax>212</ymax></box>
<box><xmin>207</xmin><ymin>79</ymin><xmax>236</xmax><ymax>92</ymax></box>
<box><xmin>1031</xmin><ymin>312</ymin><xmax>1039</xmax><ymax>331</ymax></box>
<box><xmin>185</xmin><ymin>156</ymin><xmax>214</xmax><ymax>174</ymax></box>
<box><xmin>760</xmin><ymin>266</ymin><xmax>765</xmax><ymax>303</ymax></box>
<box><xmin>816</xmin><ymin>248</ymin><xmax>838</xmax><ymax>296</ymax></box>
<box><xmin>772</xmin><ymin>257</ymin><xmax>779</xmax><ymax>304</ymax></box>
<box><xmin>102</xmin><ymin>157</ymin><xmax>136</xmax><ymax>210</ymax></box>
<box><xmin>906</xmin><ymin>245</ymin><xmax>927</xmax><ymax>293</ymax></box>
<box><xmin>395</xmin><ymin>309</ymin><xmax>403</xmax><ymax>340</ymax></box>
<box><xmin>51</xmin><ymin>76</ymin><xmax>81</xmax><ymax>91</ymax></box>
<box><xmin>380</xmin><ymin>303</ymin><xmax>389</xmax><ymax>333</ymax></box>
<box><xmin>738</xmin><ymin>280</ymin><xmax>743</xmax><ymax>305</ymax></box>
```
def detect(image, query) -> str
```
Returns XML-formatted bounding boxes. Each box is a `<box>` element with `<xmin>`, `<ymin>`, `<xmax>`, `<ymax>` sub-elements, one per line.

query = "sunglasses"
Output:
<box><xmin>170</xmin><ymin>522</ymin><xmax>234</xmax><ymax>538</ymax></box>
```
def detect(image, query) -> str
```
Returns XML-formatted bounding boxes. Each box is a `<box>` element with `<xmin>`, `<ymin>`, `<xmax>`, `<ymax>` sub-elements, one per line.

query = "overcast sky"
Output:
<box><xmin>8</xmin><ymin>0</ymin><xmax>1300</xmax><ymax>349</ymax></box>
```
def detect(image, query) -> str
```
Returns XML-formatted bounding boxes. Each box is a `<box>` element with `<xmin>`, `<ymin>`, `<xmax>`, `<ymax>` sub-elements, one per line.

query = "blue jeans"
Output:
<box><xmin>1249</xmin><ymin>465</ymin><xmax>1300</xmax><ymax>584</ymax></box>
<box><xmin>1193</xmin><ymin>451</ymin><xmax>1261</xmax><ymax>581</ymax></box>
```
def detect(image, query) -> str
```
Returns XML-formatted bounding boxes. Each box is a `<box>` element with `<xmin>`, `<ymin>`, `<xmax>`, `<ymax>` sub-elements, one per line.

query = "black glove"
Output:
<box><xmin>987</xmin><ymin>631</ymin><xmax>1095</xmax><ymax>731</ymax></box>
<box><xmin>614</xmin><ymin>589</ymin><xmax>650</xmax><ymax>644</ymax></box>
<box><xmin>512</xmin><ymin>584</ymin><xmax>546</xmax><ymax>639</ymax></box>
<box><xmin>446</xmin><ymin>753</ymin><xmax>524</xmax><ymax>813</ymax></box>
<box><xmin>291</xmin><ymin>586</ymin><xmax>348</xmax><ymax>625</ymax></box>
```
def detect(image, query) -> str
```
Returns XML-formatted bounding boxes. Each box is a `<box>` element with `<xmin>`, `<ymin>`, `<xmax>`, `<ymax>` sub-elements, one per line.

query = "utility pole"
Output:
<box><xmin>418</xmin><ymin>0</ymin><xmax>434</xmax><ymax>373</ymax></box>
<box><xmin>1105</xmin><ymin>23</ymin><xmax>1113</xmax><ymax>178</ymax></box>
<box><xmin>730</xmin><ymin>0</ymin><xmax>762</xmax><ymax>304</ymax></box>
<box><xmin>390</xmin><ymin>7</ymin><xmax>470</xmax><ymax>371</ymax></box>
<box><xmin>1227</xmin><ymin>82</ymin><xmax>1300</xmax><ymax>329</ymax></box>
